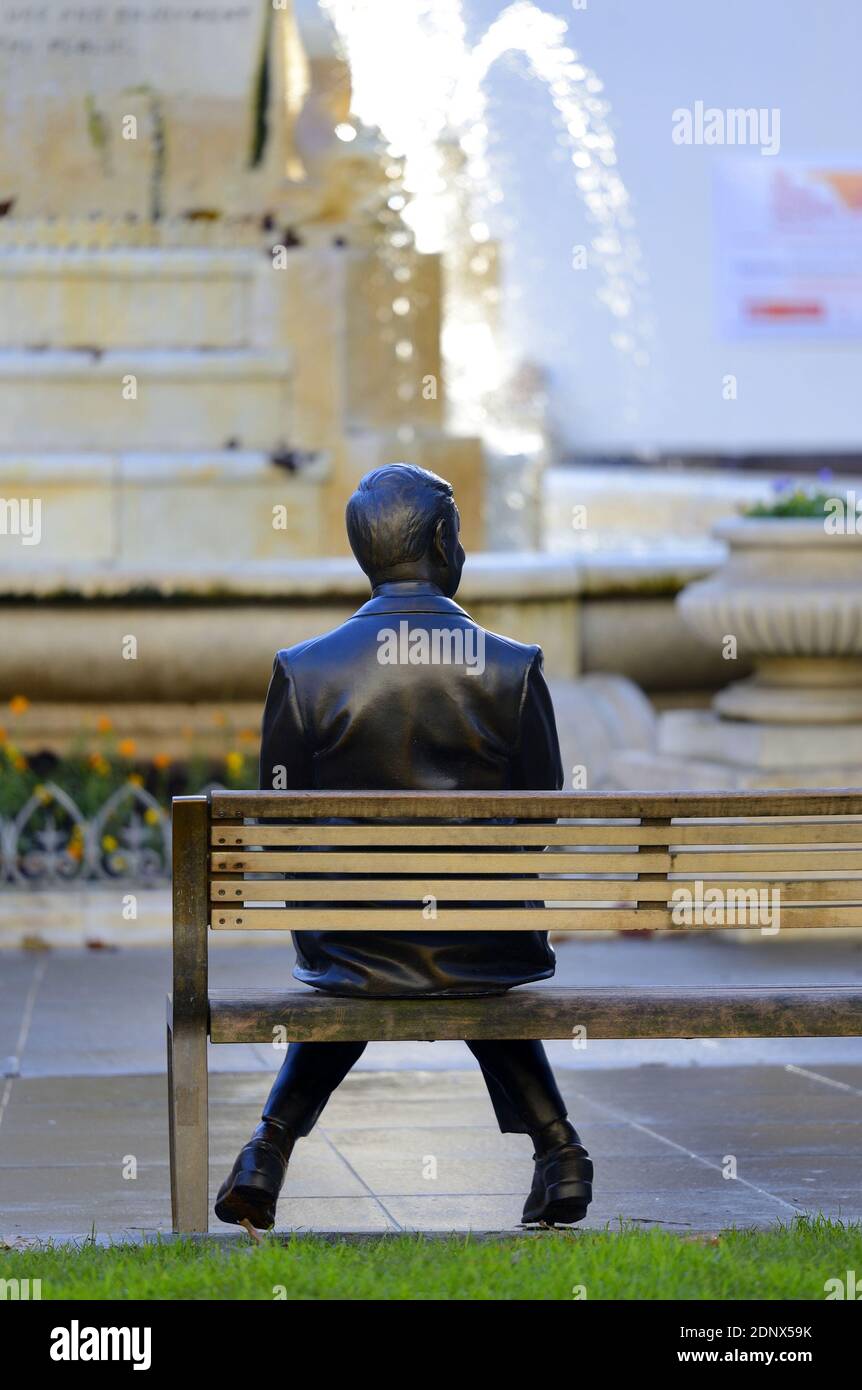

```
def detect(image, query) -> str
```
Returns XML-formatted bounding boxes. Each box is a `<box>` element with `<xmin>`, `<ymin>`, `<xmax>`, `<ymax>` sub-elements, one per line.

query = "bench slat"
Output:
<box><xmin>211</xmin><ymin>850</ymin><xmax>672</xmax><ymax>873</ymax></box>
<box><xmin>209</xmin><ymin>877</ymin><xmax>862</xmax><ymax>902</ymax></box>
<box><xmin>210</xmin><ymin>790</ymin><xmax>862</xmax><ymax>819</ymax></box>
<box><xmin>209</xmin><ymin>905</ymin><xmax>862</xmax><ymax>930</ymax></box>
<box><xmin>208</xmin><ymin>984</ymin><xmax>862</xmax><ymax>1042</ymax></box>
<box><xmin>210</xmin><ymin>849</ymin><xmax>862</xmax><ymax>874</ymax></box>
<box><xmin>675</xmin><ymin>851</ymin><xmax>862</xmax><ymax>871</ymax></box>
<box><xmin>211</xmin><ymin>822</ymin><xmax>862</xmax><ymax>847</ymax></box>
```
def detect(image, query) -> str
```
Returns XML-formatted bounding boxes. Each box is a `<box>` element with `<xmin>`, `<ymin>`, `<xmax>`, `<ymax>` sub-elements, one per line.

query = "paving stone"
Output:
<box><xmin>2</xmin><ymin>944</ymin><xmax>860</xmax><ymax>1237</ymax></box>
<box><xmin>2</xmin><ymin>1064</ymin><xmax>860</xmax><ymax>1237</ymax></box>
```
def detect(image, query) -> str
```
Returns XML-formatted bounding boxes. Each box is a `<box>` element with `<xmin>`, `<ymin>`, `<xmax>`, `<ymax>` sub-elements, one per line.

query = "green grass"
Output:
<box><xmin>2</xmin><ymin>1217</ymin><xmax>859</xmax><ymax>1300</ymax></box>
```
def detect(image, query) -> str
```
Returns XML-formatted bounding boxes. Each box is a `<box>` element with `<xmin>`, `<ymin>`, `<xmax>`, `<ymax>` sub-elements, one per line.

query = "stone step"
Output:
<box><xmin>0</xmin><ymin>249</ymin><xmax>263</xmax><ymax>349</ymax></box>
<box><xmin>0</xmin><ymin>349</ymin><xmax>292</xmax><ymax>450</ymax></box>
<box><xmin>0</xmin><ymin>450</ymin><xmax>328</xmax><ymax>566</ymax></box>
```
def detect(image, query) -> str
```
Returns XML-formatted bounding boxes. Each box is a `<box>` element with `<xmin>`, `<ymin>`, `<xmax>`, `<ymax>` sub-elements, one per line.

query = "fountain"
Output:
<box><xmin>6</xmin><ymin>0</ymin><xmax>654</xmax><ymax>753</ymax></box>
<box><xmin>322</xmin><ymin>0</ymin><xmax>652</xmax><ymax>542</ymax></box>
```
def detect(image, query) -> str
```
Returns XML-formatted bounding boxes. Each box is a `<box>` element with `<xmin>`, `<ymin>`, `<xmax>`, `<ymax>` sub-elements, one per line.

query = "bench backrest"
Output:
<box><xmin>167</xmin><ymin>787</ymin><xmax>862</xmax><ymax>1234</ymax></box>
<box><xmin>172</xmin><ymin>789</ymin><xmax>862</xmax><ymax>939</ymax></box>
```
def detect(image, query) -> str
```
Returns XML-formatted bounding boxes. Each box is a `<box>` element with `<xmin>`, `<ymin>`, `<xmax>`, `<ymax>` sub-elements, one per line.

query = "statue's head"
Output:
<box><xmin>346</xmin><ymin>463</ymin><xmax>465</xmax><ymax>597</ymax></box>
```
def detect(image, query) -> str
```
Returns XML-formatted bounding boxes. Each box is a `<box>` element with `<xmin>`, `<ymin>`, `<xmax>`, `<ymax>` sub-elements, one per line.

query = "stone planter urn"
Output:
<box><xmin>677</xmin><ymin>517</ymin><xmax>862</xmax><ymax>724</ymax></box>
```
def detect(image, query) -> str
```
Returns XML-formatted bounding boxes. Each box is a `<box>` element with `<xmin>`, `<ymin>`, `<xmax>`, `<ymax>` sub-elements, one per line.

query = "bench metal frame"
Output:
<box><xmin>168</xmin><ymin>788</ymin><xmax>862</xmax><ymax>1232</ymax></box>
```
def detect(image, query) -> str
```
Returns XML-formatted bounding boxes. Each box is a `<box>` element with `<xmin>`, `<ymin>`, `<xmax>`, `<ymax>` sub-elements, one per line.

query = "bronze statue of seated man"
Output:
<box><xmin>216</xmin><ymin>462</ymin><xmax>593</xmax><ymax>1229</ymax></box>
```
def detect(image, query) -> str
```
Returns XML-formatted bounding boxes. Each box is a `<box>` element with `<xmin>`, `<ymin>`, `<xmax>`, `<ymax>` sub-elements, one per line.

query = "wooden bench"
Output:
<box><xmin>168</xmin><ymin>788</ymin><xmax>862</xmax><ymax>1232</ymax></box>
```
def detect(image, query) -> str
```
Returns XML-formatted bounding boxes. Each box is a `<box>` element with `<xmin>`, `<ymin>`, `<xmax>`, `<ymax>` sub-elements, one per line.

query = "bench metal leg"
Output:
<box><xmin>167</xmin><ymin>1014</ymin><xmax>209</xmax><ymax>1233</ymax></box>
<box><xmin>170</xmin><ymin>795</ymin><xmax>211</xmax><ymax>1234</ymax></box>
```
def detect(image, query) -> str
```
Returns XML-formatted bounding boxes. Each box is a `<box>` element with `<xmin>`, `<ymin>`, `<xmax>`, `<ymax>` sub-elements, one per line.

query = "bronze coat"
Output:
<box><xmin>259</xmin><ymin>580</ymin><xmax>564</xmax><ymax>997</ymax></box>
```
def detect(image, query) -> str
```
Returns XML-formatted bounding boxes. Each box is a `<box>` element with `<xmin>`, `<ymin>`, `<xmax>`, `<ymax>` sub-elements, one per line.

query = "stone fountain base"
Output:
<box><xmin>611</xmin><ymin>707</ymin><xmax>862</xmax><ymax>791</ymax></box>
<box><xmin>712</xmin><ymin>658</ymin><xmax>862</xmax><ymax>723</ymax></box>
<box><xmin>0</xmin><ymin>553</ymin><xmax>581</xmax><ymax>755</ymax></box>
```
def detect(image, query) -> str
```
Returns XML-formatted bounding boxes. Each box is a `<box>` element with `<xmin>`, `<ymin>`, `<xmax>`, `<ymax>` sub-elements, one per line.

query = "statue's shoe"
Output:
<box><xmin>214</xmin><ymin>1121</ymin><xmax>294</xmax><ymax>1231</ymax></box>
<box><xmin>521</xmin><ymin>1136</ymin><xmax>593</xmax><ymax>1226</ymax></box>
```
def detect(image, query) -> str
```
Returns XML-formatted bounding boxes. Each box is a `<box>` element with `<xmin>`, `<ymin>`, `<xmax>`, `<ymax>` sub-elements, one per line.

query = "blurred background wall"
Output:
<box><xmin>464</xmin><ymin>0</ymin><xmax>862</xmax><ymax>456</ymax></box>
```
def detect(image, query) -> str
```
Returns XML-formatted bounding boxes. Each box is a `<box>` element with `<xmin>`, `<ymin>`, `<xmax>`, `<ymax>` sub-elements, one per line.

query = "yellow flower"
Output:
<box><xmin>127</xmin><ymin>772</ymin><xmax>144</xmax><ymax>787</ymax></box>
<box><xmin>35</xmin><ymin>784</ymin><xmax>52</xmax><ymax>805</ymax></box>
<box><xmin>88</xmin><ymin>752</ymin><xmax>110</xmax><ymax>776</ymax></box>
<box><xmin>225</xmin><ymin>751</ymin><xmax>244</xmax><ymax>776</ymax></box>
<box><xmin>117</xmin><ymin>738</ymin><xmax>137</xmax><ymax>759</ymax></box>
<box><xmin>9</xmin><ymin>695</ymin><xmax>29</xmax><ymax>715</ymax></box>
<box><xmin>144</xmin><ymin>807</ymin><xmax>161</xmax><ymax>826</ymax></box>
<box><xmin>12</xmin><ymin>754</ymin><xmax>27</xmax><ymax>772</ymax></box>
<box><xmin>102</xmin><ymin>834</ymin><xmax>118</xmax><ymax>852</ymax></box>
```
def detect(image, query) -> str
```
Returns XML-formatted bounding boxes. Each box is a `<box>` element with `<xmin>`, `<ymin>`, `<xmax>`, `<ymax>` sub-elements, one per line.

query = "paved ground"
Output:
<box><xmin>2</xmin><ymin>934</ymin><xmax>861</xmax><ymax>1237</ymax></box>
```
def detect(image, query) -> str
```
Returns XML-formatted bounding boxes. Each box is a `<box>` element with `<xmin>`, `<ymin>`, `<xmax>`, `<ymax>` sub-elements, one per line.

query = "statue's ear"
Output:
<box><xmin>431</xmin><ymin>515</ymin><xmax>449</xmax><ymax>566</ymax></box>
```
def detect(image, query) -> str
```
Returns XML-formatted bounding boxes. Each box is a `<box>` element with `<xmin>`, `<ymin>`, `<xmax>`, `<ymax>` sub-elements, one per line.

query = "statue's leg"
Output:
<box><xmin>215</xmin><ymin>1041</ymin><xmax>368</xmax><ymax>1229</ymax></box>
<box><xmin>466</xmin><ymin>1039</ymin><xmax>568</xmax><ymax>1134</ymax></box>
<box><xmin>466</xmin><ymin>1040</ymin><xmax>593</xmax><ymax>1225</ymax></box>
<box><xmin>263</xmin><ymin>1040</ymin><xmax>368</xmax><ymax>1135</ymax></box>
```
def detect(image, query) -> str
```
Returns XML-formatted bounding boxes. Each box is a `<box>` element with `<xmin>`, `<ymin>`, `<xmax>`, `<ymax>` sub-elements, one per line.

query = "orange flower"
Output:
<box><xmin>153</xmin><ymin>752</ymin><xmax>171</xmax><ymax>770</ymax></box>
<box><xmin>9</xmin><ymin>695</ymin><xmax>29</xmax><ymax>716</ymax></box>
<box><xmin>238</xmin><ymin>728</ymin><xmax>257</xmax><ymax>743</ymax></box>
<box><xmin>12</xmin><ymin>754</ymin><xmax>27</xmax><ymax>772</ymax></box>
<box><xmin>96</xmin><ymin>715</ymin><xmax>113</xmax><ymax>734</ymax></box>
<box><xmin>117</xmin><ymin>738</ymin><xmax>137</xmax><ymax>759</ymax></box>
<box><xmin>88</xmin><ymin>752</ymin><xmax>110</xmax><ymax>776</ymax></box>
<box><xmin>0</xmin><ymin>726</ymin><xmax>6</xmax><ymax>745</ymax></box>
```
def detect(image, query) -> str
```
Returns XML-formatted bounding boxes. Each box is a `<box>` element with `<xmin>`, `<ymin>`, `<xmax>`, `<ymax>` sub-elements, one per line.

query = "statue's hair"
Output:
<box><xmin>346</xmin><ymin>463</ymin><xmax>456</xmax><ymax>578</ymax></box>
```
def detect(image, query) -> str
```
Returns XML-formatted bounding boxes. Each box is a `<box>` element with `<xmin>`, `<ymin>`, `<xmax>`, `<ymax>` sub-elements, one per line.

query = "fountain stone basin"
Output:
<box><xmin>0</xmin><ymin>552</ymin><xmax>581</xmax><ymax>755</ymax></box>
<box><xmin>676</xmin><ymin>518</ymin><xmax>862</xmax><ymax>724</ymax></box>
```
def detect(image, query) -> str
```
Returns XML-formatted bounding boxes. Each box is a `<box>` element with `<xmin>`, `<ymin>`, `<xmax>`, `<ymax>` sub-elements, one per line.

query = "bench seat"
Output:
<box><xmin>204</xmin><ymin>985</ymin><xmax>862</xmax><ymax>1043</ymax></box>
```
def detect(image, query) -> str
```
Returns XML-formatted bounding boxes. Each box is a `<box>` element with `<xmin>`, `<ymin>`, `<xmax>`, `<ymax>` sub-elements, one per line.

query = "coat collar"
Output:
<box><xmin>351</xmin><ymin>580</ymin><xmax>471</xmax><ymax>619</ymax></box>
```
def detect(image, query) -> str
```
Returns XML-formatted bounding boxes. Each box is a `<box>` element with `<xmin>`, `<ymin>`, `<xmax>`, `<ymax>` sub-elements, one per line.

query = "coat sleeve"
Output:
<box><xmin>258</xmin><ymin>652</ymin><xmax>313</xmax><ymax>791</ymax></box>
<box><xmin>511</xmin><ymin>648</ymin><xmax>564</xmax><ymax>792</ymax></box>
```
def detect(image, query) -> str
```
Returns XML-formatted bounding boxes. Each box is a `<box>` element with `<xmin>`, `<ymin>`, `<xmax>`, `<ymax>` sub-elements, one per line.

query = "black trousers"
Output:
<box><xmin>262</xmin><ymin>1039</ymin><xmax>568</xmax><ymax>1138</ymax></box>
